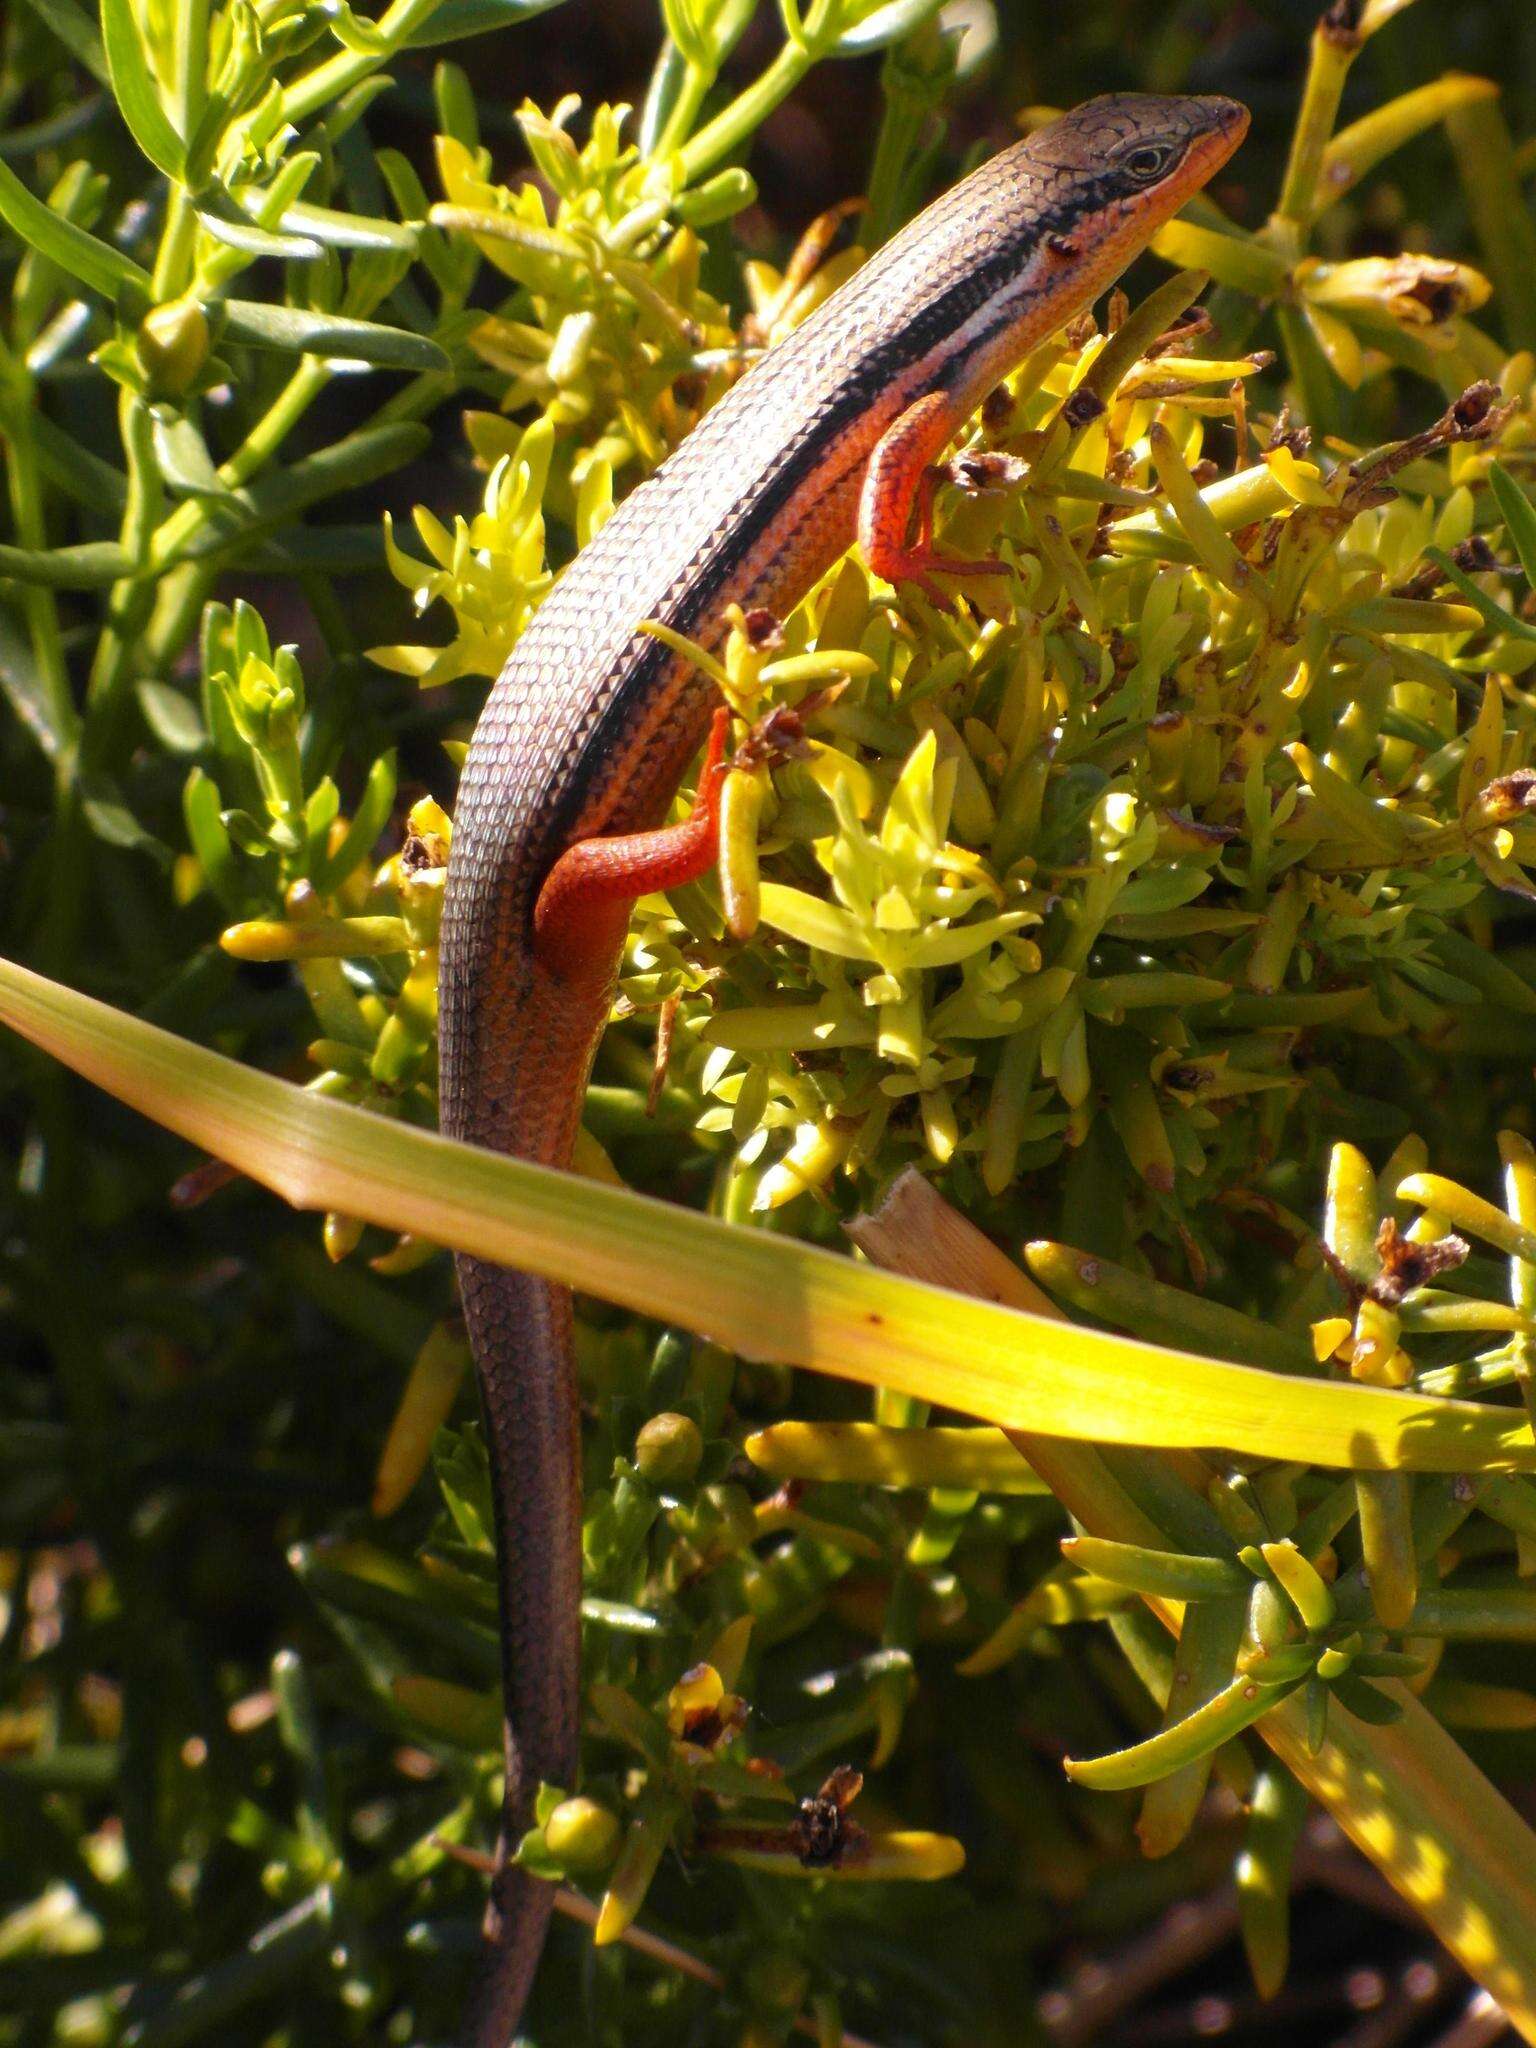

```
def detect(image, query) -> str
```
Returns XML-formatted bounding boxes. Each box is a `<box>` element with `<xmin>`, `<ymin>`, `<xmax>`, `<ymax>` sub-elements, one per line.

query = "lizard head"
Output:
<box><xmin>1022</xmin><ymin>91</ymin><xmax>1250</xmax><ymax>230</ymax></box>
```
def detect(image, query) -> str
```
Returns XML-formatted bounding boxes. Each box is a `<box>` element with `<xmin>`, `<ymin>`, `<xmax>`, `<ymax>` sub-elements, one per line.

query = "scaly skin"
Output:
<box><xmin>437</xmin><ymin>90</ymin><xmax>1249</xmax><ymax>2044</ymax></box>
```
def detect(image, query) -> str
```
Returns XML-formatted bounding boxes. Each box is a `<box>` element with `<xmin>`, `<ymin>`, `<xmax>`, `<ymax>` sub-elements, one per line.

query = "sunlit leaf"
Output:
<box><xmin>101</xmin><ymin>0</ymin><xmax>185</xmax><ymax>179</ymax></box>
<box><xmin>3</xmin><ymin>957</ymin><xmax>1536</xmax><ymax>1476</ymax></box>
<box><xmin>219</xmin><ymin>301</ymin><xmax>451</xmax><ymax>371</ymax></box>
<box><xmin>0</xmin><ymin>156</ymin><xmax>151</xmax><ymax>303</ymax></box>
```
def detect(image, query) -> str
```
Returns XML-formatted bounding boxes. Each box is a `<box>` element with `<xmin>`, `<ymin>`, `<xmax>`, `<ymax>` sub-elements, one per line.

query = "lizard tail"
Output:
<box><xmin>453</xmin><ymin>1256</ymin><xmax>582</xmax><ymax>2048</ymax></box>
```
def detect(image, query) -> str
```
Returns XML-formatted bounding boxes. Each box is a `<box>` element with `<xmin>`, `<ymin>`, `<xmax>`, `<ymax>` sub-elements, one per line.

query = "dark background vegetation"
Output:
<box><xmin>6</xmin><ymin>3</ymin><xmax>1536</xmax><ymax>2045</ymax></box>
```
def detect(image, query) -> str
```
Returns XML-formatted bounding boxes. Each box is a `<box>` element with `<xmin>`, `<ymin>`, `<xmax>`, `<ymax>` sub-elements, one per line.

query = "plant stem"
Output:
<box><xmin>1271</xmin><ymin>7</ymin><xmax>1362</xmax><ymax>249</ymax></box>
<box><xmin>280</xmin><ymin>0</ymin><xmax>451</xmax><ymax>129</ymax></box>
<box><xmin>83</xmin><ymin>391</ymin><xmax>166</xmax><ymax>763</ymax></box>
<box><xmin>132</xmin><ymin>356</ymin><xmax>336</xmax><ymax>676</ymax></box>
<box><xmin>653</xmin><ymin>58</ymin><xmax>717</xmax><ymax>160</ymax></box>
<box><xmin>678</xmin><ymin>34</ymin><xmax>825</xmax><ymax>185</ymax></box>
<box><xmin>150</xmin><ymin>185</ymin><xmax>197</xmax><ymax>299</ymax></box>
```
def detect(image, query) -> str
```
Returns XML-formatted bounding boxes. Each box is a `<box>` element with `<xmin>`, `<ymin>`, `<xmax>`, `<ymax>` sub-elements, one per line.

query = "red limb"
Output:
<box><xmin>533</xmin><ymin>706</ymin><xmax>732</xmax><ymax>987</ymax></box>
<box><xmin>857</xmin><ymin>390</ymin><xmax>1007</xmax><ymax>607</ymax></box>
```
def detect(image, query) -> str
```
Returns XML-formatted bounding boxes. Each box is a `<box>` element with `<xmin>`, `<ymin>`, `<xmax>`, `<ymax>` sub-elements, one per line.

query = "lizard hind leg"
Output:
<box><xmin>858</xmin><ymin>389</ymin><xmax>1007</xmax><ymax>608</ymax></box>
<box><xmin>532</xmin><ymin>705</ymin><xmax>733</xmax><ymax>988</ymax></box>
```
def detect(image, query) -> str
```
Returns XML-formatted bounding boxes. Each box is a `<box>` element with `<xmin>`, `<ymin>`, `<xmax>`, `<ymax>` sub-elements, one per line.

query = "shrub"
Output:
<box><xmin>8</xmin><ymin>2</ymin><xmax>1536</xmax><ymax>2042</ymax></box>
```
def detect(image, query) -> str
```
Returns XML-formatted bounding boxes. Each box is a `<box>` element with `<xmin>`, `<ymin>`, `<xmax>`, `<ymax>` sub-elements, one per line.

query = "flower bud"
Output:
<box><xmin>634</xmin><ymin>1411</ymin><xmax>703</xmax><ymax>1486</ymax></box>
<box><xmin>137</xmin><ymin>298</ymin><xmax>210</xmax><ymax>397</ymax></box>
<box><xmin>1300</xmin><ymin>253</ymin><xmax>1491</xmax><ymax>330</ymax></box>
<box><xmin>544</xmin><ymin>1795</ymin><xmax>621</xmax><ymax>1873</ymax></box>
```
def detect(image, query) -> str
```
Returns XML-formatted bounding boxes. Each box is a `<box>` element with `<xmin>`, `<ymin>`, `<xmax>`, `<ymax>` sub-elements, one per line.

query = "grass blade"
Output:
<box><xmin>2</xmin><ymin>956</ymin><xmax>1535</xmax><ymax>1476</ymax></box>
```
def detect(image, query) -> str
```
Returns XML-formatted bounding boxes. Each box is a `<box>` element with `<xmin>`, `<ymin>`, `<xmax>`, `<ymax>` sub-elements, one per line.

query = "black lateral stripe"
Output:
<box><xmin>550</xmin><ymin>176</ymin><xmax>1127</xmax><ymax>867</ymax></box>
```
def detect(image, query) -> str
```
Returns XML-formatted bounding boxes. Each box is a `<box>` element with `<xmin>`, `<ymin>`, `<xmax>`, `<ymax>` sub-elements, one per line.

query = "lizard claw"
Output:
<box><xmin>878</xmin><ymin>548</ymin><xmax>1009</xmax><ymax>611</ymax></box>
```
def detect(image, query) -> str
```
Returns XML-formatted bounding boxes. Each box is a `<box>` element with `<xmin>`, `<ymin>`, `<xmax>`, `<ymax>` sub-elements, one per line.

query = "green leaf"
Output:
<box><xmin>1068</xmin><ymin>1670</ymin><xmax>1303</xmax><ymax>1789</ymax></box>
<box><xmin>1407</xmin><ymin>1588</ymin><xmax>1536</xmax><ymax>1638</ymax></box>
<box><xmin>4</xmin><ymin>958</ymin><xmax>1536</xmax><ymax>1479</ymax></box>
<box><xmin>757</xmin><ymin>882</ymin><xmax>871</xmax><ymax>958</ymax></box>
<box><xmin>1137</xmin><ymin>1595</ymin><xmax>1249</xmax><ymax>1855</ymax></box>
<box><xmin>1426</xmin><ymin>547</ymin><xmax>1536</xmax><ymax>645</ymax></box>
<box><xmin>78</xmin><ymin>775</ymin><xmax>172</xmax><ymax>865</ymax></box>
<box><xmin>1490</xmin><ymin>463</ymin><xmax>1536</xmax><ymax>593</ymax></box>
<box><xmin>0</xmin><ymin>539</ymin><xmax>135</xmax><ymax>588</ymax></box>
<box><xmin>0</xmin><ymin>157</ymin><xmax>152</xmax><ymax>305</ymax></box>
<box><xmin>307</xmin><ymin>79</ymin><xmax>395</xmax><ymax>154</ymax></box>
<box><xmin>434</xmin><ymin>1431</ymin><xmax>492</xmax><ymax>1551</ymax></box>
<box><xmin>101</xmin><ymin>0</ymin><xmax>186</xmax><ymax>178</ymax></box>
<box><xmin>204</xmin><ymin>423</ymin><xmax>430</xmax><ymax>541</ymax></box>
<box><xmin>1061</xmin><ymin>1536</ymin><xmax>1248</xmax><ymax>1602</ymax></box>
<box><xmin>267</xmin><ymin>201</ymin><xmax>420</xmax><ymax>253</ymax></box>
<box><xmin>0</xmin><ymin>604</ymin><xmax>71</xmax><ymax>761</ymax></box>
<box><xmin>16</xmin><ymin>0</ymin><xmax>109</xmax><ymax>85</ymax></box>
<box><xmin>290</xmin><ymin>1544</ymin><xmax>499</xmax><ymax>1680</ymax></box>
<box><xmin>0</xmin><ymin>92</ymin><xmax>109</xmax><ymax>162</ymax></box>
<box><xmin>580</xmin><ymin>1597</ymin><xmax>683</xmax><ymax>1637</ymax></box>
<box><xmin>196</xmin><ymin>207</ymin><xmax>325</xmax><ymax>262</ymax></box>
<box><xmin>672</xmin><ymin>165</ymin><xmax>757</xmax><ymax>228</ymax></box>
<box><xmin>1427</xmin><ymin>927</ymin><xmax>1536</xmax><ymax>1016</ymax></box>
<box><xmin>1236</xmin><ymin>1763</ymin><xmax>1309</xmax><ymax>2000</ymax></box>
<box><xmin>183</xmin><ymin>89</ymin><xmax>235</xmax><ymax>193</ymax></box>
<box><xmin>151</xmin><ymin>413</ymin><xmax>231</xmax><ymax>499</ymax></box>
<box><xmin>1447</xmin><ymin>93</ymin><xmax>1536</xmax><ymax>351</ymax></box>
<box><xmin>31</xmin><ymin>414</ymin><xmax>128</xmax><ymax>518</ymax></box>
<box><xmin>312</xmin><ymin>751</ymin><xmax>397</xmax><ymax>894</ymax></box>
<box><xmin>136</xmin><ymin>681</ymin><xmax>206</xmax><ymax>755</ymax></box>
<box><xmin>1111</xmin><ymin>866</ymin><xmax>1213</xmax><ymax>915</ymax></box>
<box><xmin>1026</xmin><ymin>1240</ymin><xmax>1316</xmax><ymax>1374</ymax></box>
<box><xmin>745</xmin><ymin>1421</ymin><xmax>1052</xmax><ymax>1493</ymax></box>
<box><xmin>183</xmin><ymin>769</ymin><xmax>242</xmax><ymax>911</ymax></box>
<box><xmin>1330</xmin><ymin>1674</ymin><xmax>1404</xmax><ymax>1726</ymax></box>
<box><xmin>248</xmin><ymin>525</ymin><xmax>385</xmax><ymax>574</ymax></box>
<box><xmin>832</xmin><ymin>0</ymin><xmax>944</xmax><ymax>55</ymax></box>
<box><xmin>402</xmin><ymin>0</ymin><xmax>571</xmax><ymax>42</ymax></box>
<box><xmin>218</xmin><ymin>300</ymin><xmax>450</xmax><ymax>371</ymax></box>
<box><xmin>116</xmin><ymin>1893</ymin><xmax>334</xmax><ymax>2045</ymax></box>
<box><xmin>323</xmin><ymin>0</ymin><xmax>390</xmax><ymax>54</ymax></box>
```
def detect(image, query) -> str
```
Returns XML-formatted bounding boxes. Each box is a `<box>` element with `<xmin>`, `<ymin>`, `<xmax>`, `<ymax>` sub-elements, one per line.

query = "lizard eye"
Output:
<box><xmin>1121</xmin><ymin>141</ymin><xmax>1179</xmax><ymax>184</ymax></box>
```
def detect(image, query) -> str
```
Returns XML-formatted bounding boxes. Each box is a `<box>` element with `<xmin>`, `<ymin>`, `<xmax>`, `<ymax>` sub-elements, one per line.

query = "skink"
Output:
<box><xmin>437</xmin><ymin>89</ymin><xmax>1248</xmax><ymax>2044</ymax></box>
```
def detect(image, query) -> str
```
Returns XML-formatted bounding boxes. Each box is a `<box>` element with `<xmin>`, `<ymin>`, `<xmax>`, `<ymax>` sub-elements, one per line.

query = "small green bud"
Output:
<box><xmin>231</xmin><ymin>650</ymin><xmax>304</xmax><ymax>755</ymax></box>
<box><xmin>137</xmin><ymin>298</ymin><xmax>210</xmax><ymax>397</ymax></box>
<box><xmin>634</xmin><ymin>1412</ymin><xmax>703</xmax><ymax>1486</ymax></box>
<box><xmin>1244</xmin><ymin>1574</ymin><xmax>1296</xmax><ymax>1654</ymax></box>
<box><xmin>543</xmin><ymin>1795</ymin><xmax>620</xmax><ymax>1872</ymax></box>
<box><xmin>323</xmin><ymin>1211</ymin><xmax>364</xmax><ymax>1263</ymax></box>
